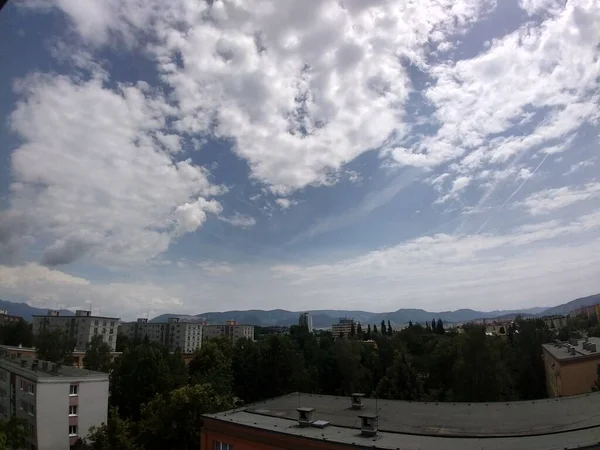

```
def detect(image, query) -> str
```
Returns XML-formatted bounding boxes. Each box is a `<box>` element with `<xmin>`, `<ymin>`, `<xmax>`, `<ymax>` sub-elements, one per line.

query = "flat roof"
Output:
<box><xmin>0</xmin><ymin>355</ymin><xmax>108</xmax><ymax>380</ymax></box>
<box><xmin>543</xmin><ymin>337</ymin><xmax>600</xmax><ymax>361</ymax></box>
<box><xmin>203</xmin><ymin>392</ymin><xmax>600</xmax><ymax>450</ymax></box>
<box><xmin>0</xmin><ymin>344</ymin><xmax>121</xmax><ymax>356</ymax></box>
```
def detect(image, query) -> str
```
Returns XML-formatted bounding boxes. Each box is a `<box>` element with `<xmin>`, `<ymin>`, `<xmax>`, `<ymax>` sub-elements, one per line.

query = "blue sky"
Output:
<box><xmin>0</xmin><ymin>0</ymin><xmax>599</xmax><ymax>320</ymax></box>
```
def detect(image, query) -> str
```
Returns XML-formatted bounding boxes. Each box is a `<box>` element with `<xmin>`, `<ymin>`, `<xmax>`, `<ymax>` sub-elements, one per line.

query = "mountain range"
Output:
<box><xmin>0</xmin><ymin>292</ymin><xmax>598</xmax><ymax>327</ymax></box>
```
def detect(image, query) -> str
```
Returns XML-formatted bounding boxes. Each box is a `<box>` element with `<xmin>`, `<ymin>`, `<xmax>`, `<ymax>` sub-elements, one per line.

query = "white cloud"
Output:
<box><xmin>275</xmin><ymin>198</ymin><xmax>297</xmax><ymax>209</ymax></box>
<box><xmin>219</xmin><ymin>213</ymin><xmax>257</xmax><ymax>228</ymax></box>
<box><xmin>7</xmin><ymin>72</ymin><xmax>225</xmax><ymax>265</ymax></box>
<box><xmin>518</xmin><ymin>182</ymin><xmax>600</xmax><ymax>215</ymax></box>
<box><xmin>564</xmin><ymin>159</ymin><xmax>595</xmax><ymax>175</ymax></box>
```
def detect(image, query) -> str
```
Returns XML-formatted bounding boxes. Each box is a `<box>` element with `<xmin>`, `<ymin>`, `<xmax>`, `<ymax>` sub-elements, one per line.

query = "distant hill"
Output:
<box><xmin>149</xmin><ymin>305</ymin><xmax>554</xmax><ymax>328</ymax></box>
<box><xmin>0</xmin><ymin>299</ymin><xmax>73</xmax><ymax>322</ymax></box>
<box><xmin>538</xmin><ymin>293</ymin><xmax>600</xmax><ymax>317</ymax></box>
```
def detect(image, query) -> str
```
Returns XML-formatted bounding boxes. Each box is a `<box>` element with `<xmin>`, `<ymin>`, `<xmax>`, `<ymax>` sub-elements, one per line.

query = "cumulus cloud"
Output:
<box><xmin>219</xmin><ymin>213</ymin><xmax>257</xmax><ymax>228</ymax></box>
<box><xmin>7</xmin><ymin>72</ymin><xmax>225</xmax><ymax>265</ymax></box>
<box><xmin>518</xmin><ymin>182</ymin><xmax>600</xmax><ymax>215</ymax></box>
<box><xmin>275</xmin><ymin>198</ymin><xmax>297</xmax><ymax>210</ymax></box>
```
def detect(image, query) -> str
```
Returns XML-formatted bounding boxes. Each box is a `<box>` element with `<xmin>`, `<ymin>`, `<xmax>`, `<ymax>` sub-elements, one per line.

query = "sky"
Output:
<box><xmin>0</xmin><ymin>0</ymin><xmax>599</xmax><ymax>320</ymax></box>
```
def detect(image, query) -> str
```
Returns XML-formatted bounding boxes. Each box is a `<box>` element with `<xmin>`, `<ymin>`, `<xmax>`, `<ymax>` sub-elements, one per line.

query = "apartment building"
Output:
<box><xmin>542</xmin><ymin>337</ymin><xmax>600</xmax><ymax>397</ymax></box>
<box><xmin>299</xmin><ymin>312</ymin><xmax>313</xmax><ymax>332</ymax></box>
<box><xmin>119</xmin><ymin>317</ymin><xmax>203</xmax><ymax>353</ymax></box>
<box><xmin>32</xmin><ymin>310</ymin><xmax>120</xmax><ymax>352</ymax></box>
<box><xmin>0</xmin><ymin>345</ymin><xmax>122</xmax><ymax>369</ymax></box>
<box><xmin>0</xmin><ymin>354</ymin><xmax>109</xmax><ymax>450</ymax></box>
<box><xmin>0</xmin><ymin>308</ymin><xmax>23</xmax><ymax>326</ymax></box>
<box><xmin>331</xmin><ymin>318</ymin><xmax>356</xmax><ymax>338</ymax></box>
<box><xmin>203</xmin><ymin>320</ymin><xmax>254</xmax><ymax>343</ymax></box>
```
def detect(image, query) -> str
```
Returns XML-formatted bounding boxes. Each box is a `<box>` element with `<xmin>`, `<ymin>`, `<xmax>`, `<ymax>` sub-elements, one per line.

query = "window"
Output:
<box><xmin>28</xmin><ymin>423</ymin><xmax>35</xmax><ymax>436</ymax></box>
<box><xmin>20</xmin><ymin>400</ymin><xmax>26</xmax><ymax>411</ymax></box>
<box><xmin>69</xmin><ymin>405</ymin><xmax>78</xmax><ymax>416</ymax></box>
<box><xmin>94</xmin><ymin>320</ymin><xmax>99</xmax><ymax>326</ymax></box>
<box><xmin>0</xmin><ymin>370</ymin><xmax>5</xmax><ymax>381</ymax></box>
<box><xmin>109</xmin><ymin>328</ymin><xmax>114</xmax><ymax>334</ymax></box>
<box><xmin>94</xmin><ymin>328</ymin><xmax>98</xmax><ymax>335</ymax></box>
<box><xmin>28</xmin><ymin>403</ymin><xmax>35</xmax><ymax>416</ymax></box>
<box><xmin>20</xmin><ymin>379</ymin><xmax>24</xmax><ymax>390</ymax></box>
<box><xmin>69</xmin><ymin>384</ymin><xmax>78</xmax><ymax>396</ymax></box>
<box><xmin>102</xmin><ymin>328</ymin><xmax>106</xmax><ymax>334</ymax></box>
<box><xmin>29</xmin><ymin>383</ymin><xmax>35</xmax><ymax>395</ymax></box>
<box><xmin>213</xmin><ymin>441</ymin><xmax>233</xmax><ymax>450</ymax></box>
<box><xmin>68</xmin><ymin>425</ymin><xmax>78</xmax><ymax>437</ymax></box>
<box><xmin>110</xmin><ymin>321</ymin><xmax>115</xmax><ymax>327</ymax></box>
<box><xmin>103</xmin><ymin>320</ymin><xmax>107</xmax><ymax>326</ymax></box>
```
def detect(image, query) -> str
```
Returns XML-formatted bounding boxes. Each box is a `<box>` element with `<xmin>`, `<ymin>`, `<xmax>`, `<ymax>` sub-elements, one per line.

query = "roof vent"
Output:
<box><xmin>351</xmin><ymin>393</ymin><xmax>365</xmax><ymax>409</ymax></box>
<box><xmin>311</xmin><ymin>420</ymin><xmax>329</xmax><ymax>429</ymax></box>
<box><xmin>569</xmin><ymin>338</ymin><xmax>579</xmax><ymax>346</ymax></box>
<box><xmin>589</xmin><ymin>344</ymin><xmax>597</xmax><ymax>352</ymax></box>
<box><xmin>359</xmin><ymin>414</ymin><xmax>379</xmax><ymax>437</ymax></box>
<box><xmin>297</xmin><ymin>407</ymin><xmax>315</xmax><ymax>428</ymax></box>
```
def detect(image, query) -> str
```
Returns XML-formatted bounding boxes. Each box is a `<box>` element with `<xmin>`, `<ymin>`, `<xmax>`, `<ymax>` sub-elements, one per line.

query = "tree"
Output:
<box><xmin>592</xmin><ymin>364</ymin><xmax>600</xmax><ymax>392</ymax></box>
<box><xmin>110</xmin><ymin>343</ymin><xmax>185</xmax><ymax>420</ymax></box>
<box><xmin>373</xmin><ymin>325</ymin><xmax>378</xmax><ymax>335</ymax></box>
<box><xmin>436</xmin><ymin>319</ymin><xmax>445</xmax><ymax>335</ymax></box>
<box><xmin>356</xmin><ymin>323</ymin><xmax>363</xmax><ymax>338</ymax></box>
<box><xmin>84</xmin><ymin>335</ymin><xmax>112</xmax><ymax>372</ymax></box>
<box><xmin>350</xmin><ymin>322</ymin><xmax>356</xmax><ymax>337</ymax></box>
<box><xmin>365</xmin><ymin>325</ymin><xmax>371</xmax><ymax>340</ymax></box>
<box><xmin>232</xmin><ymin>338</ymin><xmax>262</xmax><ymax>403</ymax></box>
<box><xmin>0</xmin><ymin>320</ymin><xmax>34</xmax><ymax>347</ymax></box>
<box><xmin>188</xmin><ymin>341</ymin><xmax>232</xmax><ymax>396</ymax></box>
<box><xmin>35</xmin><ymin>329</ymin><xmax>75</xmax><ymax>364</ymax></box>
<box><xmin>380</xmin><ymin>320</ymin><xmax>386</xmax><ymax>336</ymax></box>
<box><xmin>376</xmin><ymin>349</ymin><xmax>423</xmax><ymax>400</ymax></box>
<box><xmin>73</xmin><ymin>409</ymin><xmax>138</xmax><ymax>450</ymax></box>
<box><xmin>136</xmin><ymin>384</ymin><xmax>234</xmax><ymax>450</ymax></box>
<box><xmin>387</xmin><ymin>320</ymin><xmax>393</xmax><ymax>336</ymax></box>
<box><xmin>408</xmin><ymin>320</ymin><xmax>413</xmax><ymax>328</ymax></box>
<box><xmin>0</xmin><ymin>417</ymin><xmax>28</xmax><ymax>450</ymax></box>
<box><xmin>431</xmin><ymin>319</ymin><xmax>436</xmax><ymax>331</ymax></box>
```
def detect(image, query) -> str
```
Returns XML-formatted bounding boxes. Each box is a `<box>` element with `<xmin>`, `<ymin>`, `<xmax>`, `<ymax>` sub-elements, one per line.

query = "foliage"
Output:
<box><xmin>592</xmin><ymin>364</ymin><xmax>600</xmax><ymax>392</ymax></box>
<box><xmin>84</xmin><ymin>335</ymin><xmax>112</xmax><ymax>372</ymax></box>
<box><xmin>137</xmin><ymin>384</ymin><xmax>234</xmax><ymax>450</ymax></box>
<box><xmin>0</xmin><ymin>320</ymin><xmax>34</xmax><ymax>347</ymax></box>
<box><xmin>188</xmin><ymin>341</ymin><xmax>232</xmax><ymax>396</ymax></box>
<box><xmin>72</xmin><ymin>409</ymin><xmax>138</xmax><ymax>450</ymax></box>
<box><xmin>35</xmin><ymin>329</ymin><xmax>75</xmax><ymax>364</ymax></box>
<box><xmin>0</xmin><ymin>417</ymin><xmax>28</xmax><ymax>450</ymax></box>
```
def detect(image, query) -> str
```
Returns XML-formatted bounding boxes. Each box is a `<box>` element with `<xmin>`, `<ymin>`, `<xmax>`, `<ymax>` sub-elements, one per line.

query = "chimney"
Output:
<box><xmin>358</xmin><ymin>414</ymin><xmax>379</xmax><ymax>437</ymax></box>
<box><xmin>351</xmin><ymin>393</ymin><xmax>365</xmax><ymax>409</ymax></box>
<box><xmin>297</xmin><ymin>407</ymin><xmax>315</xmax><ymax>427</ymax></box>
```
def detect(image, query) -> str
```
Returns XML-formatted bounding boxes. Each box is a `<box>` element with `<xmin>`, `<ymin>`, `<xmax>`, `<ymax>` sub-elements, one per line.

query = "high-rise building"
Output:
<box><xmin>299</xmin><ymin>312</ymin><xmax>313</xmax><ymax>332</ymax></box>
<box><xmin>118</xmin><ymin>317</ymin><xmax>203</xmax><ymax>353</ymax></box>
<box><xmin>32</xmin><ymin>310</ymin><xmax>120</xmax><ymax>352</ymax></box>
<box><xmin>331</xmin><ymin>318</ymin><xmax>355</xmax><ymax>338</ymax></box>
<box><xmin>0</xmin><ymin>354</ymin><xmax>109</xmax><ymax>450</ymax></box>
<box><xmin>202</xmin><ymin>320</ymin><xmax>254</xmax><ymax>343</ymax></box>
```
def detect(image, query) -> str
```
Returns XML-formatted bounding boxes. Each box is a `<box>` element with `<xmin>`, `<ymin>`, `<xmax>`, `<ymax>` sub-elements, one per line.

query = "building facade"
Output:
<box><xmin>542</xmin><ymin>337</ymin><xmax>600</xmax><ymax>397</ymax></box>
<box><xmin>572</xmin><ymin>303</ymin><xmax>600</xmax><ymax>320</ymax></box>
<box><xmin>331</xmin><ymin>318</ymin><xmax>355</xmax><ymax>338</ymax></box>
<box><xmin>299</xmin><ymin>312</ymin><xmax>313</xmax><ymax>333</ymax></box>
<box><xmin>32</xmin><ymin>310</ymin><xmax>120</xmax><ymax>352</ymax></box>
<box><xmin>0</xmin><ymin>345</ymin><xmax>122</xmax><ymax>369</ymax></box>
<box><xmin>0</xmin><ymin>354</ymin><xmax>109</xmax><ymax>450</ymax></box>
<box><xmin>203</xmin><ymin>320</ymin><xmax>254</xmax><ymax>343</ymax></box>
<box><xmin>201</xmin><ymin>392</ymin><xmax>600</xmax><ymax>450</ymax></box>
<box><xmin>0</xmin><ymin>309</ymin><xmax>23</xmax><ymax>326</ymax></box>
<box><xmin>118</xmin><ymin>317</ymin><xmax>203</xmax><ymax>353</ymax></box>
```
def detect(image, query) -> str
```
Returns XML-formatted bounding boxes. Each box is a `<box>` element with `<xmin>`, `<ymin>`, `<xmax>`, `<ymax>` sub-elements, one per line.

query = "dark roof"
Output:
<box><xmin>0</xmin><ymin>355</ymin><xmax>108</xmax><ymax>380</ymax></box>
<box><xmin>543</xmin><ymin>337</ymin><xmax>600</xmax><ymax>361</ymax></box>
<box><xmin>204</xmin><ymin>392</ymin><xmax>600</xmax><ymax>450</ymax></box>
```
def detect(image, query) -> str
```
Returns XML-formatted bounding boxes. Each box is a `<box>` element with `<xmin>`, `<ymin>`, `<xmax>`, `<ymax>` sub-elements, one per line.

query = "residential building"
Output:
<box><xmin>201</xmin><ymin>391</ymin><xmax>600</xmax><ymax>450</ymax></box>
<box><xmin>0</xmin><ymin>354</ymin><xmax>109</xmax><ymax>450</ymax></box>
<box><xmin>541</xmin><ymin>315</ymin><xmax>568</xmax><ymax>330</ymax></box>
<box><xmin>0</xmin><ymin>309</ymin><xmax>23</xmax><ymax>326</ymax></box>
<box><xmin>0</xmin><ymin>345</ymin><xmax>121</xmax><ymax>369</ymax></box>
<box><xmin>260</xmin><ymin>326</ymin><xmax>290</xmax><ymax>336</ymax></box>
<box><xmin>331</xmin><ymin>318</ymin><xmax>355</xmax><ymax>338</ymax></box>
<box><xmin>572</xmin><ymin>303</ymin><xmax>600</xmax><ymax>320</ymax></box>
<box><xmin>299</xmin><ymin>312</ymin><xmax>313</xmax><ymax>333</ymax></box>
<box><xmin>32</xmin><ymin>310</ymin><xmax>120</xmax><ymax>352</ymax></box>
<box><xmin>542</xmin><ymin>337</ymin><xmax>600</xmax><ymax>397</ymax></box>
<box><xmin>203</xmin><ymin>320</ymin><xmax>254</xmax><ymax>343</ymax></box>
<box><xmin>118</xmin><ymin>317</ymin><xmax>203</xmax><ymax>353</ymax></box>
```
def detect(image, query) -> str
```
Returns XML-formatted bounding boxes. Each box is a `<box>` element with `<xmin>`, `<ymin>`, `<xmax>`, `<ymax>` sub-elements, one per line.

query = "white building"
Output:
<box><xmin>0</xmin><ymin>354</ymin><xmax>108</xmax><ymax>450</ymax></box>
<box><xmin>32</xmin><ymin>310</ymin><xmax>120</xmax><ymax>352</ymax></box>
<box><xmin>299</xmin><ymin>312</ymin><xmax>313</xmax><ymax>333</ymax></box>
<box><xmin>203</xmin><ymin>320</ymin><xmax>254</xmax><ymax>343</ymax></box>
<box><xmin>119</xmin><ymin>318</ymin><xmax>203</xmax><ymax>353</ymax></box>
<box><xmin>332</xmin><ymin>318</ymin><xmax>356</xmax><ymax>338</ymax></box>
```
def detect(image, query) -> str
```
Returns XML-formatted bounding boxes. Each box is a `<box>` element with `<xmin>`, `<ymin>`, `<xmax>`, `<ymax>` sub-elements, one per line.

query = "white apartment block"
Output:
<box><xmin>119</xmin><ymin>318</ymin><xmax>203</xmax><ymax>353</ymax></box>
<box><xmin>332</xmin><ymin>318</ymin><xmax>356</xmax><ymax>338</ymax></box>
<box><xmin>203</xmin><ymin>320</ymin><xmax>254</xmax><ymax>342</ymax></box>
<box><xmin>32</xmin><ymin>310</ymin><xmax>120</xmax><ymax>352</ymax></box>
<box><xmin>0</xmin><ymin>354</ymin><xmax>109</xmax><ymax>450</ymax></box>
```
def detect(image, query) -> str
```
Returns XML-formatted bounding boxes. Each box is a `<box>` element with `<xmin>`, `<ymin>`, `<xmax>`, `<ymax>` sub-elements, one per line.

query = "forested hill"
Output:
<box><xmin>150</xmin><ymin>306</ymin><xmax>550</xmax><ymax>328</ymax></box>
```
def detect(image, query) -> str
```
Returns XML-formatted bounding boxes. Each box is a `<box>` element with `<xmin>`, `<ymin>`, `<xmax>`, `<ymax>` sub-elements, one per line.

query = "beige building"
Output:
<box><xmin>542</xmin><ymin>337</ymin><xmax>600</xmax><ymax>397</ymax></box>
<box><xmin>202</xmin><ymin>320</ymin><xmax>254</xmax><ymax>343</ymax></box>
<box><xmin>119</xmin><ymin>317</ymin><xmax>203</xmax><ymax>353</ymax></box>
<box><xmin>33</xmin><ymin>310</ymin><xmax>120</xmax><ymax>352</ymax></box>
<box><xmin>542</xmin><ymin>315</ymin><xmax>568</xmax><ymax>329</ymax></box>
<box><xmin>331</xmin><ymin>318</ymin><xmax>356</xmax><ymax>338</ymax></box>
<box><xmin>0</xmin><ymin>353</ymin><xmax>108</xmax><ymax>450</ymax></box>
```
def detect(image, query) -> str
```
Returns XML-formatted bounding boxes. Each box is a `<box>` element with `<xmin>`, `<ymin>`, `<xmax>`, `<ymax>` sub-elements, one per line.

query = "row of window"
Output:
<box><xmin>20</xmin><ymin>379</ymin><xmax>35</xmax><ymax>394</ymax></box>
<box><xmin>20</xmin><ymin>400</ymin><xmax>35</xmax><ymax>416</ymax></box>
<box><xmin>93</xmin><ymin>320</ymin><xmax>116</xmax><ymax>327</ymax></box>
<box><xmin>213</xmin><ymin>441</ymin><xmax>233</xmax><ymax>450</ymax></box>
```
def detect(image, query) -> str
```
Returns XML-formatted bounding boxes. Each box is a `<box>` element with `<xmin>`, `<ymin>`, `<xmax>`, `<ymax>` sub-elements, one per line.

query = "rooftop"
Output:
<box><xmin>542</xmin><ymin>337</ymin><xmax>600</xmax><ymax>361</ymax></box>
<box><xmin>0</xmin><ymin>354</ymin><xmax>108</xmax><ymax>380</ymax></box>
<box><xmin>204</xmin><ymin>392</ymin><xmax>600</xmax><ymax>450</ymax></box>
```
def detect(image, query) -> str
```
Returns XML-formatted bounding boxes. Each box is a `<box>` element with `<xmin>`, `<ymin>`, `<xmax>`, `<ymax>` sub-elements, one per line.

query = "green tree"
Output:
<box><xmin>136</xmin><ymin>384</ymin><xmax>234</xmax><ymax>450</ymax></box>
<box><xmin>356</xmin><ymin>323</ymin><xmax>363</xmax><ymax>338</ymax></box>
<box><xmin>373</xmin><ymin>325</ymin><xmax>378</xmax><ymax>335</ymax></box>
<box><xmin>592</xmin><ymin>364</ymin><xmax>600</xmax><ymax>392</ymax></box>
<box><xmin>365</xmin><ymin>324</ymin><xmax>371</xmax><ymax>340</ymax></box>
<box><xmin>380</xmin><ymin>320</ymin><xmax>386</xmax><ymax>336</ymax></box>
<box><xmin>84</xmin><ymin>335</ymin><xmax>112</xmax><ymax>372</ymax></box>
<box><xmin>0</xmin><ymin>320</ymin><xmax>34</xmax><ymax>347</ymax></box>
<box><xmin>189</xmin><ymin>341</ymin><xmax>232</xmax><ymax>396</ymax></box>
<box><xmin>436</xmin><ymin>319</ymin><xmax>445</xmax><ymax>335</ymax></box>
<box><xmin>387</xmin><ymin>320</ymin><xmax>393</xmax><ymax>336</ymax></box>
<box><xmin>110</xmin><ymin>343</ymin><xmax>185</xmax><ymax>420</ymax></box>
<box><xmin>350</xmin><ymin>322</ymin><xmax>356</xmax><ymax>338</ymax></box>
<box><xmin>375</xmin><ymin>348</ymin><xmax>423</xmax><ymax>400</ymax></box>
<box><xmin>0</xmin><ymin>417</ymin><xmax>28</xmax><ymax>450</ymax></box>
<box><xmin>35</xmin><ymin>329</ymin><xmax>75</xmax><ymax>364</ymax></box>
<box><xmin>232</xmin><ymin>338</ymin><xmax>262</xmax><ymax>403</ymax></box>
<box><xmin>73</xmin><ymin>408</ymin><xmax>138</xmax><ymax>450</ymax></box>
<box><xmin>431</xmin><ymin>319</ymin><xmax>436</xmax><ymax>331</ymax></box>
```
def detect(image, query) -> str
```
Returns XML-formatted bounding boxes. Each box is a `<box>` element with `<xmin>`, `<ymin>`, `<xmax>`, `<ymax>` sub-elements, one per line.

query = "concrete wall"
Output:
<box><xmin>77</xmin><ymin>378</ymin><xmax>109</xmax><ymax>443</ymax></box>
<box><xmin>544</xmin><ymin>349</ymin><xmax>600</xmax><ymax>397</ymax></box>
<box><xmin>36</xmin><ymin>382</ymin><xmax>70</xmax><ymax>450</ymax></box>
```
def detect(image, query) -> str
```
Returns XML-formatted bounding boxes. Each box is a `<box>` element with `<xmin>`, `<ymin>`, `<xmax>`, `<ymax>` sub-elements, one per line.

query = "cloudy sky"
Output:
<box><xmin>0</xmin><ymin>0</ymin><xmax>598</xmax><ymax>320</ymax></box>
